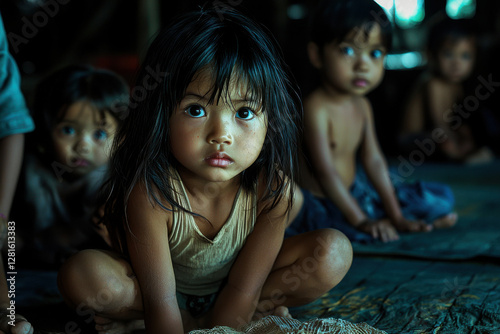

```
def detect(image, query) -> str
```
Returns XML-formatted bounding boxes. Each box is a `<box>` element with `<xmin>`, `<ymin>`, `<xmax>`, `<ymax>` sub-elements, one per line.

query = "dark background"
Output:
<box><xmin>1</xmin><ymin>0</ymin><xmax>500</xmax><ymax>157</ymax></box>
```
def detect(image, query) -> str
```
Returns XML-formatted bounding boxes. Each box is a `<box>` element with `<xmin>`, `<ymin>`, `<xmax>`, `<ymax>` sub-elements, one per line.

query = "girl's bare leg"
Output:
<box><xmin>57</xmin><ymin>249</ymin><xmax>145</xmax><ymax>334</ymax></box>
<box><xmin>256</xmin><ymin>228</ymin><xmax>352</xmax><ymax>318</ymax></box>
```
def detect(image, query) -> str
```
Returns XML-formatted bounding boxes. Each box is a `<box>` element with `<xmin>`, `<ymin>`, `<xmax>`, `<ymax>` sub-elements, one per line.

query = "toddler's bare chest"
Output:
<box><xmin>326</xmin><ymin>110</ymin><xmax>364</xmax><ymax>153</ymax></box>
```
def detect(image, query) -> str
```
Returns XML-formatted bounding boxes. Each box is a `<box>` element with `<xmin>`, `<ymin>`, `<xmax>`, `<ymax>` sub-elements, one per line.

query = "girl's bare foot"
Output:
<box><xmin>466</xmin><ymin>147</ymin><xmax>494</xmax><ymax>165</ymax></box>
<box><xmin>252</xmin><ymin>304</ymin><xmax>292</xmax><ymax>321</ymax></box>
<box><xmin>433</xmin><ymin>212</ymin><xmax>458</xmax><ymax>229</ymax></box>
<box><xmin>272</xmin><ymin>306</ymin><xmax>291</xmax><ymax>318</ymax></box>
<box><xmin>94</xmin><ymin>316</ymin><xmax>145</xmax><ymax>334</ymax></box>
<box><xmin>0</xmin><ymin>313</ymin><xmax>34</xmax><ymax>334</ymax></box>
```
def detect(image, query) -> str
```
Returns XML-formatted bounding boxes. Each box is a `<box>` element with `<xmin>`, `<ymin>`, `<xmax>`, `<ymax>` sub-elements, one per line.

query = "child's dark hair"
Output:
<box><xmin>103</xmin><ymin>7</ymin><xmax>302</xmax><ymax>254</ymax></box>
<box><xmin>427</xmin><ymin>17</ymin><xmax>476</xmax><ymax>59</ymax></box>
<box><xmin>31</xmin><ymin>64</ymin><xmax>129</xmax><ymax>157</ymax></box>
<box><xmin>309</xmin><ymin>0</ymin><xmax>393</xmax><ymax>50</ymax></box>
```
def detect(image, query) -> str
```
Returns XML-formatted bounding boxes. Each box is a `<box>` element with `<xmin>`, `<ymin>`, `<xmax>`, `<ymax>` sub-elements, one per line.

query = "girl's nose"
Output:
<box><xmin>75</xmin><ymin>136</ymin><xmax>91</xmax><ymax>154</ymax></box>
<box><xmin>355</xmin><ymin>54</ymin><xmax>370</xmax><ymax>72</ymax></box>
<box><xmin>207</xmin><ymin>116</ymin><xmax>232</xmax><ymax>145</ymax></box>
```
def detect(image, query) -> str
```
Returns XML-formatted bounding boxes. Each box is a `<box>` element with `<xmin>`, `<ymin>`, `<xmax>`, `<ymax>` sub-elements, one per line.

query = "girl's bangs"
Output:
<box><xmin>189</xmin><ymin>51</ymin><xmax>268</xmax><ymax>112</ymax></box>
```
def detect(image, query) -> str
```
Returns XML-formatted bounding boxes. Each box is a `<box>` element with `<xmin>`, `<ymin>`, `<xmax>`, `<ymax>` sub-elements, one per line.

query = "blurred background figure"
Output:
<box><xmin>399</xmin><ymin>16</ymin><xmax>497</xmax><ymax>163</ymax></box>
<box><xmin>11</xmin><ymin>64</ymin><xmax>129</xmax><ymax>269</ymax></box>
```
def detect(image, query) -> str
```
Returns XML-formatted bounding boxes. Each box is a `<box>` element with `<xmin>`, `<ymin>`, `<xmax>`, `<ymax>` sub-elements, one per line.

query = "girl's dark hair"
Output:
<box><xmin>310</xmin><ymin>0</ymin><xmax>393</xmax><ymax>50</ymax></box>
<box><xmin>427</xmin><ymin>17</ymin><xmax>476</xmax><ymax>59</ymax></box>
<box><xmin>31</xmin><ymin>64</ymin><xmax>129</xmax><ymax>159</ymax></box>
<box><xmin>103</xmin><ymin>7</ymin><xmax>302</xmax><ymax>254</ymax></box>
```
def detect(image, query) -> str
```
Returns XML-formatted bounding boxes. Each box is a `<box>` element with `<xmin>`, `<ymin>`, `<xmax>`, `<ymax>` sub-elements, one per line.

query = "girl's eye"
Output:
<box><xmin>185</xmin><ymin>105</ymin><xmax>206</xmax><ymax>118</ymax></box>
<box><xmin>236</xmin><ymin>107</ymin><xmax>255</xmax><ymax>120</ymax></box>
<box><xmin>461</xmin><ymin>52</ymin><xmax>472</xmax><ymax>61</ymax></box>
<box><xmin>61</xmin><ymin>126</ymin><xmax>75</xmax><ymax>135</ymax></box>
<box><xmin>94</xmin><ymin>129</ymin><xmax>108</xmax><ymax>141</ymax></box>
<box><xmin>340</xmin><ymin>46</ymin><xmax>355</xmax><ymax>57</ymax></box>
<box><xmin>371</xmin><ymin>49</ymin><xmax>383</xmax><ymax>59</ymax></box>
<box><xmin>443</xmin><ymin>51</ymin><xmax>453</xmax><ymax>59</ymax></box>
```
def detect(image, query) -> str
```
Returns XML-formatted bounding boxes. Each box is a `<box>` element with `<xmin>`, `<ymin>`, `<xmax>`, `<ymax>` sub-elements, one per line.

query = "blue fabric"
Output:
<box><xmin>287</xmin><ymin>168</ymin><xmax>455</xmax><ymax>243</ymax></box>
<box><xmin>286</xmin><ymin>188</ymin><xmax>374</xmax><ymax>243</ymax></box>
<box><xmin>353</xmin><ymin>168</ymin><xmax>455</xmax><ymax>223</ymax></box>
<box><xmin>0</xmin><ymin>13</ymin><xmax>34</xmax><ymax>139</ymax></box>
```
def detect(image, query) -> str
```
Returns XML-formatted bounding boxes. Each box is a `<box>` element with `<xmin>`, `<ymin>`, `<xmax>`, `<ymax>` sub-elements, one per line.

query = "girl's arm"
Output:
<box><xmin>0</xmin><ymin>134</ymin><xmax>23</xmax><ymax>224</ymax></box>
<box><xmin>92</xmin><ymin>205</ymin><xmax>111</xmax><ymax>246</ymax></box>
<box><xmin>0</xmin><ymin>134</ymin><xmax>24</xmax><ymax>307</ymax></box>
<box><xmin>126</xmin><ymin>184</ymin><xmax>183</xmax><ymax>334</ymax></box>
<box><xmin>207</xmin><ymin>179</ymin><xmax>290</xmax><ymax>329</ymax></box>
<box><xmin>359</xmin><ymin>99</ymin><xmax>402</xmax><ymax>222</ymax></box>
<box><xmin>360</xmin><ymin>99</ymin><xmax>429</xmax><ymax>234</ymax></box>
<box><xmin>426</xmin><ymin>79</ymin><xmax>466</xmax><ymax>159</ymax></box>
<box><xmin>303</xmin><ymin>101</ymin><xmax>366</xmax><ymax>225</ymax></box>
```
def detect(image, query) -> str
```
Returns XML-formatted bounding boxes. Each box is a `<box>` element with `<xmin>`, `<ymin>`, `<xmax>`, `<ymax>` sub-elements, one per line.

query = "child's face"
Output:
<box><xmin>170</xmin><ymin>70</ymin><xmax>267</xmax><ymax>183</ymax></box>
<box><xmin>51</xmin><ymin>101</ymin><xmax>118</xmax><ymax>176</ymax></box>
<box><xmin>315</xmin><ymin>24</ymin><xmax>386</xmax><ymax>96</ymax></box>
<box><xmin>437</xmin><ymin>37</ymin><xmax>475</xmax><ymax>83</ymax></box>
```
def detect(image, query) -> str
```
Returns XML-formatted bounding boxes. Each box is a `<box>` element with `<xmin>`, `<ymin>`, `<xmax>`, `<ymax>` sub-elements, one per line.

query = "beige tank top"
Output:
<box><xmin>168</xmin><ymin>170</ymin><xmax>257</xmax><ymax>295</ymax></box>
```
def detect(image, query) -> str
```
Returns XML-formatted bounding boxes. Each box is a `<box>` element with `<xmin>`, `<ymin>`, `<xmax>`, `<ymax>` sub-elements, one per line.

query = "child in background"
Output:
<box><xmin>400</xmin><ymin>17</ymin><xmax>495</xmax><ymax>163</ymax></box>
<box><xmin>288</xmin><ymin>0</ymin><xmax>457</xmax><ymax>243</ymax></box>
<box><xmin>0</xmin><ymin>11</ymin><xmax>34</xmax><ymax>334</ymax></box>
<box><xmin>57</xmin><ymin>8</ymin><xmax>352</xmax><ymax>334</ymax></box>
<box><xmin>11</xmin><ymin>64</ymin><xmax>129</xmax><ymax>268</ymax></box>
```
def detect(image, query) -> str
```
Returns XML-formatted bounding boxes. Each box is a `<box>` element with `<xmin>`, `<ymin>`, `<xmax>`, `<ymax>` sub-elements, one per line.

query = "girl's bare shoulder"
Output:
<box><xmin>128</xmin><ymin>182</ymin><xmax>174</xmax><ymax>229</ymax></box>
<box><xmin>255</xmin><ymin>170</ymin><xmax>292</xmax><ymax>218</ymax></box>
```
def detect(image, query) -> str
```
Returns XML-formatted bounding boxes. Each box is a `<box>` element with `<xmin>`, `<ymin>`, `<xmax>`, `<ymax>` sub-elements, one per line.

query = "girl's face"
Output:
<box><xmin>51</xmin><ymin>101</ymin><xmax>118</xmax><ymax>176</ymax></box>
<box><xmin>437</xmin><ymin>37</ymin><xmax>476</xmax><ymax>83</ymax></box>
<box><xmin>314</xmin><ymin>23</ymin><xmax>387</xmax><ymax>96</ymax></box>
<box><xmin>170</xmin><ymin>70</ymin><xmax>268</xmax><ymax>184</ymax></box>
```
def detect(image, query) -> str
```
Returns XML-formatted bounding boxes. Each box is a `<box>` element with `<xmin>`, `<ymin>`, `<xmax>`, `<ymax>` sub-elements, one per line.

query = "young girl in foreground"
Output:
<box><xmin>57</xmin><ymin>8</ymin><xmax>352</xmax><ymax>334</ymax></box>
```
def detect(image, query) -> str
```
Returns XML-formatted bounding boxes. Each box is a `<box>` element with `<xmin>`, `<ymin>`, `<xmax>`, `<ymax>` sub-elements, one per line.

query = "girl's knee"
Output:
<box><xmin>311</xmin><ymin>228</ymin><xmax>353</xmax><ymax>289</ymax></box>
<box><xmin>58</xmin><ymin>249</ymin><xmax>122</xmax><ymax>309</ymax></box>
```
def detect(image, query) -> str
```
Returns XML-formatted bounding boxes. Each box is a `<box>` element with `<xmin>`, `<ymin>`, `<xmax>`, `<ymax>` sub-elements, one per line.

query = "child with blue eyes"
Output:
<box><xmin>287</xmin><ymin>0</ymin><xmax>457</xmax><ymax>243</ymax></box>
<box><xmin>400</xmin><ymin>17</ymin><xmax>495</xmax><ymax>163</ymax></box>
<box><xmin>56</xmin><ymin>8</ymin><xmax>352</xmax><ymax>334</ymax></box>
<box><xmin>11</xmin><ymin>64</ymin><xmax>129</xmax><ymax>267</ymax></box>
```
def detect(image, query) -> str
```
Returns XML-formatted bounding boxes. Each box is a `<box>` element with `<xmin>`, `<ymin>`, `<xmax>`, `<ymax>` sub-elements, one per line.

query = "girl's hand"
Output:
<box><xmin>392</xmin><ymin>217</ymin><xmax>432</xmax><ymax>233</ymax></box>
<box><xmin>357</xmin><ymin>219</ymin><xmax>399</xmax><ymax>243</ymax></box>
<box><xmin>0</xmin><ymin>311</ymin><xmax>34</xmax><ymax>334</ymax></box>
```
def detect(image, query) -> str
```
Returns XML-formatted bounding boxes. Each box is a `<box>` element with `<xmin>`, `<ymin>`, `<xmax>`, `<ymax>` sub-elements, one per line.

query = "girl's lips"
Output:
<box><xmin>71</xmin><ymin>158</ymin><xmax>90</xmax><ymax>167</ymax></box>
<box><xmin>205</xmin><ymin>152</ymin><xmax>234</xmax><ymax>167</ymax></box>
<box><xmin>353</xmin><ymin>78</ymin><xmax>369</xmax><ymax>87</ymax></box>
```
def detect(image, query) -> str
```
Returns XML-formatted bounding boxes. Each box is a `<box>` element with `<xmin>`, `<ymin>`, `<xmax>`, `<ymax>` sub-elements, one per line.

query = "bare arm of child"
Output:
<box><xmin>303</xmin><ymin>100</ymin><xmax>367</xmax><ymax>227</ymax></box>
<box><xmin>359</xmin><ymin>98</ymin><xmax>431</xmax><ymax>240</ymax></box>
<box><xmin>0</xmin><ymin>134</ymin><xmax>34</xmax><ymax>334</ymax></box>
<box><xmin>0</xmin><ymin>134</ymin><xmax>24</xmax><ymax>224</ymax></box>
<box><xmin>92</xmin><ymin>205</ymin><xmax>111</xmax><ymax>246</ymax></box>
<box><xmin>206</xmin><ymin>176</ymin><xmax>290</xmax><ymax>329</ymax></box>
<box><xmin>400</xmin><ymin>87</ymin><xmax>425</xmax><ymax>138</ymax></box>
<box><xmin>125</xmin><ymin>183</ymin><xmax>184</xmax><ymax>334</ymax></box>
<box><xmin>427</xmin><ymin>79</ymin><xmax>472</xmax><ymax>159</ymax></box>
